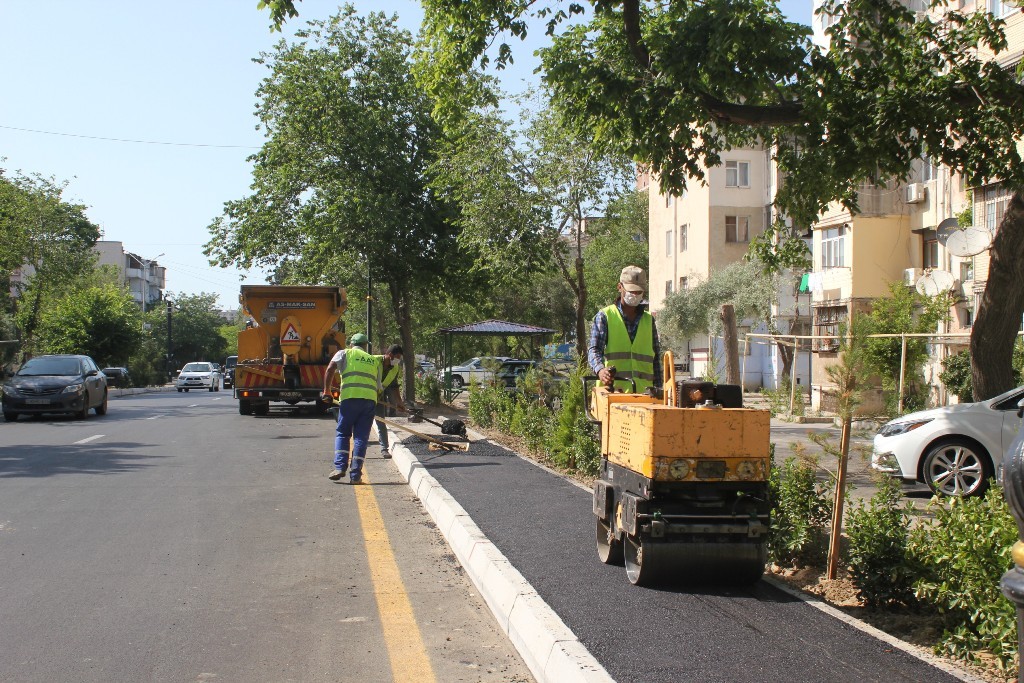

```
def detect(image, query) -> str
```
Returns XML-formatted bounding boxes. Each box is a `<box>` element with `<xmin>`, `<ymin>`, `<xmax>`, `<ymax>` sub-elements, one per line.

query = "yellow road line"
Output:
<box><xmin>353</xmin><ymin>474</ymin><xmax>437</xmax><ymax>683</ymax></box>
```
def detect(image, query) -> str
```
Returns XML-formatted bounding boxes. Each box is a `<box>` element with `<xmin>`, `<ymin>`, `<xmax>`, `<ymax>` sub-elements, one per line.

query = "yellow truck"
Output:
<box><xmin>589</xmin><ymin>352</ymin><xmax>771</xmax><ymax>585</ymax></box>
<box><xmin>234</xmin><ymin>285</ymin><xmax>347</xmax><ymax>416</ymax></box>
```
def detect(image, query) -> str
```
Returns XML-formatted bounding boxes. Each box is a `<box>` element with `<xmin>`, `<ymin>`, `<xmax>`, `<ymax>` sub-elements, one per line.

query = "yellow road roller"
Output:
<box><xmin>588</xmin><ymin>352</ymin><xmax>771</xmax><ymax>585</ymax></box>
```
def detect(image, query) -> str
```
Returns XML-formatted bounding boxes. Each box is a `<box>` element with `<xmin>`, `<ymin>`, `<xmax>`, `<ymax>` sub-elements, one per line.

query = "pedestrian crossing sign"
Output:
<box><xmin>282</xmin><ymin>323</ymin><xmax>300</xmax><ymax>342</ymax></box>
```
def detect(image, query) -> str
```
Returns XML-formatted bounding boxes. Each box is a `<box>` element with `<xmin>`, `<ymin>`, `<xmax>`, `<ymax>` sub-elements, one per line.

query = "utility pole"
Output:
<box><xmin>366</xmin><ymin>269</ymin><xmax>373</xmax><ymax>352</ymax></box>
<box><xmin>166</xmin><ymin>299</ymin><xmax>173</xmax><ymax>383</ymax></box>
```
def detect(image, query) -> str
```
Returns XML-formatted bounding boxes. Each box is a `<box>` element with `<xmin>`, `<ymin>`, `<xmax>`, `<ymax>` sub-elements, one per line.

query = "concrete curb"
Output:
<box><xmin>390</xmin><ymin>441</ymin><xmax>614</xmax><ymax>683</ymax></box>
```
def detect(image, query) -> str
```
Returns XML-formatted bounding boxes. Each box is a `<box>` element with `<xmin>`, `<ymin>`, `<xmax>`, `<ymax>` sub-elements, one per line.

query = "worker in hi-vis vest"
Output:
<box><xmin>588</xmin><ymin>265</ymin><xmax>662</xmax><ymax>394</ymax></box>
<box><xmin>323</xmin><ymin>332</ymin><xmax>382</xmax><ymax>484</ymax></box>
<box><xmin>372</xmin><ymin>344</ymin><xmax>406</xmax><ymax>460</ymax></box>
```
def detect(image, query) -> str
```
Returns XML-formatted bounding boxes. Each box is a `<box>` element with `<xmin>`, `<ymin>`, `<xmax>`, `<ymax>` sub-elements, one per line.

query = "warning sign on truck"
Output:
<box><xmin>282</xmin><ymin>324</ymin><xmax>301</xmax><ymax>342</ymax></box>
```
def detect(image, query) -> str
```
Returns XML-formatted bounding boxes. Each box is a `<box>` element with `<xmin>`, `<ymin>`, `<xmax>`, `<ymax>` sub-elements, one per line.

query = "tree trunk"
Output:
<box><xmin>971</xmin><ymin>190</ymin><xmax>1024</xmax><ymax>401</ymax></box>
<box><xmin>777</xmin><ymin>341</ymin><xmax>794</xmax><ymax>385</ymax></box>
<box><xmin>389</xmin><ymin>281</ymin><xmax>416</xmax><ymax>405</ymax></box>
<box><xmin>575</xmin><ymin>256</ymin><xmax>588</xmax><ymax>362</ymax></box>
<box><xmin>721</xmin><ymin>304</ymin><xmax>741</xmax><ymax>385</ymax></box>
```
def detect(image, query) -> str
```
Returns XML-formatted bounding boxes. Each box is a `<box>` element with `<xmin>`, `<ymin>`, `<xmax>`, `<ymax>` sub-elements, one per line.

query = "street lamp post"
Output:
<box><xmin>166</xmin><ymin>299</ymin><xmax>174</xmax><ymax>383</ymax></box>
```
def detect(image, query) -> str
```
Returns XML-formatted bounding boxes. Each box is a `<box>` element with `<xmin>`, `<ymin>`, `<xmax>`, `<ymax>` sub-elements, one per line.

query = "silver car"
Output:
<box><xmin>176</xmin><ymin>362</ymin><xmax>222</xmax><ymax>392</ymax></box>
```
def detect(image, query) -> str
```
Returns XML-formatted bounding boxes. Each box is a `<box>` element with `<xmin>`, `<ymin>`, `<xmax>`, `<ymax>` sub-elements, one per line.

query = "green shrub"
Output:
<box><xmin>414</xmin><ymin>372</ymin><xmax>442</xmax><ymax>407</ymax></box>
<box><xmin>511</xmin><ymin>398</ymin><xmax>552</xmax><ymax>454</ymax></box>
<box><xmin>768</xmin><ymin>450</ymin><xmax>833</xmax><ymax>567</ymax></box>
<box><xmin>909</xmin><ymin>488</ymin><xmax>1019</xmax><ymax>671</ymax></box>
<box><xmin>547</xmin><ymin>366</ymin><xmax>601</xmax><ymax>475</ymax></box>
<box><xmin>845</xmin><ymin>476</ymin><xmax>916</xmax><ymax>606</ymax></box>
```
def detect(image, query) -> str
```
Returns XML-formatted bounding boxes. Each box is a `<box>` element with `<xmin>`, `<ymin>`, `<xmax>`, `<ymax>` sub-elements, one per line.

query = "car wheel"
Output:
<box><xmin>209</xmin><ymin>383</ymin><xmax>215</xmax><ymax>392</ymax></box>
<box><xmin>451</xmin><ymin>375</ymin><xmax>464</xmax><ymax>389</ymax></box>
<box><xmin>95</xmin><ymin>391</ymin><xmax>108</xmax><ymax>416</ymax></box>
<box><xmin>77</xmin><ymin>398</ymin><xmax>90</xmax><ymax>420</ymax></box>
<box><xmin>184</xmin><ymin>388</ymin><xmax>189</xmax><ymax>392</ymax></box>
<box><xmin>3</xmin><ymin>411</ymin><xmax>17</xmax><ymax>422</ymax></box>
<box><xmin>922</xmin><ymin>439</ymin><xmax>993</xmax><ymax>497</ymax></box>
<box><xmin>177</xmin><ymin>388</ymin><xmax>183</xmax><ymax>392</ymax></box>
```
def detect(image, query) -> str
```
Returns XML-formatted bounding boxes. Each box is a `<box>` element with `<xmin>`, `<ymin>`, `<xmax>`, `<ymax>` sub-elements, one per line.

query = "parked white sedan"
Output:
<box><xmin>872</xmin><ymin>385</ymin><xmax>1024</xmax><ymax>497</ymax></box>
<box><xmin>176</xmin><ymin>362</ymin><xmax>222</xmax><ymax>392</ymax></box>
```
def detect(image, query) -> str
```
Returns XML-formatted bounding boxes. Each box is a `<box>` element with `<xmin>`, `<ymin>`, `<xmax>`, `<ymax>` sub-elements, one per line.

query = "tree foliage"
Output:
<box><xmin>658</xmin><ymin>260</ymin><xmax>779</xmax><ymax>342</ymax></box>
<box><xmin>36</xmin><ymin>280</ymin><xmax>142</xmax><ymax>366</ymax></box>
<box><xmin>583</xmin><ymin>190</ymin><xmax>649</xmax><ymax>310</ymax></box>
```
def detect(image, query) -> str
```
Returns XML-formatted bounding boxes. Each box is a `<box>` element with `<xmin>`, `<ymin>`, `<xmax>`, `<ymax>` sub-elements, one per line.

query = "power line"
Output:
<box><xmin>0</xmin><ymin>124</ymin><xmax>260</xmax><ymax>150</ymax></box>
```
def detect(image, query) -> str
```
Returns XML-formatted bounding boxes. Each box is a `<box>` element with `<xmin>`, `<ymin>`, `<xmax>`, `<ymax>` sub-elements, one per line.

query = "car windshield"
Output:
<box><xmin>18</xmin><ymin>358</ymin><xmax>81</xmax><ymax>376</ymax></box>
<box><xmin>182</xmin><ymin>363</ymin><xmax>211</xmax><ymax>372</ymax></box>
<box><xmin>225</xmin><ymin>357</ymin><xmax>237</xmax><ymax>368</ymax></box>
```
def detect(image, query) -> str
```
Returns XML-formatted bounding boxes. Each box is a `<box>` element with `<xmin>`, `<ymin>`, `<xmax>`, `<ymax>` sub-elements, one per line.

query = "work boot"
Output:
<box><xmin>328</xmin><ymin>468</ymin><xmax>346</xmax><ymax>481</ymax></box>
<box><xmin>349</xmin><ymin>475</ymin><xmax>363</xmax><ymax>485</ymax></box>
<box><xmin>381</xmin><ymin>449</ymin><xmax>391</xmax><ymax>459</ymax></box>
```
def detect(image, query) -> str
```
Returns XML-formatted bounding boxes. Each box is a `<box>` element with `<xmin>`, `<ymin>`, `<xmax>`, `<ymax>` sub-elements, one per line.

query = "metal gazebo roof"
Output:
<box><xmin>437</xmin><ymin>319</ymin><xmax>555</xmax><ymax>336</ymax></box>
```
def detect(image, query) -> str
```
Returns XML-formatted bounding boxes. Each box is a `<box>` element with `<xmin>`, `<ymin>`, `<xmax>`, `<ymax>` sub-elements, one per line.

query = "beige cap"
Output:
<box><xmin>619</xmin><ymin>265</ymin><xmax>647</xmax><ymax>292</ymax></box>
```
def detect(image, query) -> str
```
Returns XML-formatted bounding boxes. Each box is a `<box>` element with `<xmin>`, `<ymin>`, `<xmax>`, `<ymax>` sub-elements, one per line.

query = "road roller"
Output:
<box><xmin>588</xmin><ymin>352</ymin><xmax>771</xmax><ymax>586</ymax></box>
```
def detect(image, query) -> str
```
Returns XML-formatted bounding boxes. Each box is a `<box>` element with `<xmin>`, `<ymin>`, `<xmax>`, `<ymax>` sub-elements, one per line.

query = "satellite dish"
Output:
<box><xmin>936</xmin><ymin>218</ymin><xmax>960</xmax><ymax>245</ymax></box>
<box><xmin>945</xmin><ymin>226</ymin><xmax>992</xmax><ymax>257</ymax></box>
<box><xmin>916</xmin><ymin>269</ymin><xmax>957</xmax><ymax>297</ymax></box>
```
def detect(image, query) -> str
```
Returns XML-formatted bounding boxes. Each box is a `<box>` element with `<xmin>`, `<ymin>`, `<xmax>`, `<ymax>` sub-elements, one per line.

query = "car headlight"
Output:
<box><xmin>2</xmin><ymin>385</ymin><xmax>16</xmax><ymax>396</ymax></box>
<box><xmin>62</xmin><ymin>383</ymin><xmax>84</xmax><ymax>394</ymax></box>
<box><xmin>878</xmin><ymin>418</ymin><xmax>933</xmax><ymax>437</ymax></box>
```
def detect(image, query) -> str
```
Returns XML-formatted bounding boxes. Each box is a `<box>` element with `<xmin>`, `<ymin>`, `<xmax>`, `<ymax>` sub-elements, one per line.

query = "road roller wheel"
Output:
<box><xmin>596</xmin><ymin>517</ymin><xmax>624</xmax><ymax>565</ymax></box>
<box><xmin>624</xmin><ymin>534</ymin><xmax>669</xmax><ymax>586</ymax></box>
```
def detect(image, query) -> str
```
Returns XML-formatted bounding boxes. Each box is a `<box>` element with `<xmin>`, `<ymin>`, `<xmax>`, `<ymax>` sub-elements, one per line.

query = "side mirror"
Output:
<box><xmin>1017</xmin><ymin>398</ymin><xmax>1024</xmax><ymax>419</ymax></box>
<box><xmin>86</xmin><ymin>369</ymin><xmax>98</xmax><ymax>377</ymax></box>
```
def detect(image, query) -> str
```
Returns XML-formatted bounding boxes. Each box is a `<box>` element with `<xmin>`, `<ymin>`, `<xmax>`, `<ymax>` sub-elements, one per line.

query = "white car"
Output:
<box><xmin>176</xmin><ymin>362</ymin><xmax>222</xmax><ymax>393</ymax></box>
<box><xmin>872</xmin><ymin>385</ymin><xmax>1024</xmax><ymax>497</ymax></box>
<box><xmin>443</xmin><ymin>356</ymin><xmax>510</xmax><ymax>389</ymax></box>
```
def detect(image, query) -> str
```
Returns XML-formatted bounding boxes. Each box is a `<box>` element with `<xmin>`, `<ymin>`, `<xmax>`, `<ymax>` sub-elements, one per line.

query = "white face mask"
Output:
<box><xmin>391</xmin><ymin>357</ymin><xmax>402</xmax><ymax>366</ymax></box>
<box><xmin>622</xmin><ymin>291</ymin><xmax>643</xmax><ymax>307</ymax></box>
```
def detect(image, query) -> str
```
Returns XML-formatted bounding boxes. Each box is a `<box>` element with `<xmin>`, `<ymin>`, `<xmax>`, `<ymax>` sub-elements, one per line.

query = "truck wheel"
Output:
<box><xmin>624</xmin><ymin>534</ymin><xmax>666</xmax><ymax>586</ymax></box>
<box><xmin>239</xmin><ymin>400</ymin><xmax>253</xmax><ymax>416</ymax></box>
<box><xmin>254</xmin><ymin>402</ymin><xmax>270</xmax><ymax>416</ymax></box>
<box><xmin>597</xmin><ymin>517</ymin><xmax>624</xmax><ymax>565</ymax></box>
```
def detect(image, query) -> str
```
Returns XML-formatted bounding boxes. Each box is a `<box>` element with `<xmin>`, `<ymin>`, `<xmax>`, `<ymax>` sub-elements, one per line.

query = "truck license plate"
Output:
<box><xmin>280</xmin><ymin>391</ymin><xmax>301</xmax><ymax>398</ymax></box>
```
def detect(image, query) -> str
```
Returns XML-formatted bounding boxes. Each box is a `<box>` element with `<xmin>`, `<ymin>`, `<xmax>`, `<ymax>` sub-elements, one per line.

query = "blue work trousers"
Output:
<box><xmin>334</xmin><ymin>398</ymin><xmax>376</xmax><ymax>478</ymax></box>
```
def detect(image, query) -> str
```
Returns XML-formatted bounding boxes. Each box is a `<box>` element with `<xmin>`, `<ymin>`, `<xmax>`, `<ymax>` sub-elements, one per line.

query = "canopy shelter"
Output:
<box><xmin>436</xmin><ymin>319</ymin><xmax>555</xmax><ymax>401</ymax></box>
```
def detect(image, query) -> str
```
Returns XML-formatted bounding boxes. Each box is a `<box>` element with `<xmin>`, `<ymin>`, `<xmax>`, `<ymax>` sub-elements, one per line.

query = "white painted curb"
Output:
<box><xmin>390</xmin><ymin>440</ymin><xmax>614</xmax><ymax>683</ymax></box>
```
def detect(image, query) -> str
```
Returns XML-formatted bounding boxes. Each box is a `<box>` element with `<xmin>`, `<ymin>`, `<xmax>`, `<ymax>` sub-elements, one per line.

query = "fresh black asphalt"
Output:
<box><xmin>403</xmin><ymin>436</ymin><xmax>963</xmax><ymax>683</ymax></box>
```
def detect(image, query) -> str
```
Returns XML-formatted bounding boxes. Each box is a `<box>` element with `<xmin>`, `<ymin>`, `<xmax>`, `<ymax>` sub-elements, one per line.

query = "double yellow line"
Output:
<box><xmin>352</xmin><ymin>475</ymin><xmax>437</xmax><ymax>683</ymax></box>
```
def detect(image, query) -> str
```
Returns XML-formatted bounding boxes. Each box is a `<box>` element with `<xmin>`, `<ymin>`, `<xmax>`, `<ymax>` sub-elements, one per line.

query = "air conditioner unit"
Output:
<box><xmin>905</xmin><ymin>183</ymin><xmax>927</xmax><ymax>204</ymax></box>
<box><xmin>904</xmin><ymin>267</ymin><xmax>923</xmax><ymax>286</ymax></box>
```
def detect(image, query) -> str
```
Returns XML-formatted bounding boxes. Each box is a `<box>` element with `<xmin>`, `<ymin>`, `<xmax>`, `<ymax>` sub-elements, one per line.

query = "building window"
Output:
<box><xmin>960</xmin><ymin>260</ymin><xmax>974</xmax><ymax>282</ymax></box>
<box><xmin>991</xmin><ymin>0</ymin><xmax>1010</xmax><ymax>15</ymax></box>
<box><xmin>813</xmin><ymin>305</ymin><xmax>848</xmax><ymax>352</ymax></box>
<box><xmin>680</xmin><ymin>276</ymin><xmax>688</xmax><ymax>291</ymax></box>
<box><xmin>666</xmin><ymin>280</ymin><xmax>674</xmax><ymax>297</ymax></box>
<box><xmin>821</xmin><ymin>225</ymin><xmax>847</xmax><ymax>269</ymax></box>
<box><xmin>679</xmin><ymin>223</ymin><xmax>688</xmax><ymax>252</ymax></box>
<box><xmin>920</xmin><ymin>157</ymin><xmax>938</xmax><ymax>182</ymax></box>
<box><xmin>923</xmin><ymin>231</ymin><xmax>939</xmax><ymax>269</ymax></box>
<box><xmin>982</xmin><ymin>185</ymin><xmax>1010</xmax><ymax>233</ymax></box>
<box><xmin>665</xmin><ymin>228</ymin><xmax>674</xmax><ymax>256</ymax></box>
<box><xmin>665</xmin><ymin>193</ymin><xmax>673</xmax><ymax>208</ymax></box>
<box><xmin>725</xmin><ymin>161</ymin><xmax>750</xmax><ymax>188</ymax></box>
<box><xmin>725</xmin><ymin>216</ymin><xmax>750</xmax><ymax>243</ymax></box>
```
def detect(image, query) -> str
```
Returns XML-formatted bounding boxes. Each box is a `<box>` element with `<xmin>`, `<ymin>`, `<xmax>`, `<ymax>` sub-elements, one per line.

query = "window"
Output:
<box><xmin>820</xmin><ymin>225</ymin><xmax>847</xmax><ymax>269</ymax></box>
<box><xmin>665</xmin><ymin>280</ymin><xmax>674</xmax><ymax>297</ymax></box>
<box><xmin>990</xmin><ymin>0</ymin><xmax>1011</xmax><ymax>15</ymax></box>
<box><xmin>725</xmin><ymin>216</ymin><xmax>750</xmax><ymax>243</ymax></box>
<box><xmin>680</xmin><ymin>276</ymin><xmax>688</xmax><ymax>291</ymax></box>
<box><xmin>982</xmin><ymin>185</ymin><xmax>1010</xmax><ymax>233</ymax></box>
<box><xmin>665</xmin><ymin>193</ymin><xmax>673</xmax><ymax>208</ymax></box>
<box><xmin>813</xmin><ymin>305</ymin><xmax>848</xmax><ymax>352</ymax></box>
<box><xmin>665</xmin><ymin>229</ymin><xmax>674</xmax><ymax>256</ymax></box>
<box><xmin>725</xmin><ymin>161</ymin><xmax>750</xmax><ymax>188</ymax></box>
<box><xmin>923</xmin><ymin>231</ymin><xmax>939</xmax><ymax>269</ymax></box>
<box><xmin>921</xmin><ymin>157</ymin><xmax>938</xmax><ymax>182</ymax></box>
<box><xmin>679</xmin><ymin>223</ymin><xmax>688</xmax><ymax>252</ymax></box>
<box><xmin>960</xmin><ymin>260</ymin><xmax>974</xmax><ymax>282</ymax></box>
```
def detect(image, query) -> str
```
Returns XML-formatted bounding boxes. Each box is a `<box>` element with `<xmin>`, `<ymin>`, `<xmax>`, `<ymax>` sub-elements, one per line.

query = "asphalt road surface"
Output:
<box><xmin>403</xmin><ymin>433</ymin><xmax>966</xmax><ymax>683</ymax></box>
<box><xmin>0</xmin><ymin>391</ymin><xmax>531</xmax><ymax>683</ymax></box>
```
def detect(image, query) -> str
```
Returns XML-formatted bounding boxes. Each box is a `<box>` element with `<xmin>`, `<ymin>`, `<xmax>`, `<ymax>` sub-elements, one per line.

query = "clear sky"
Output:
<box><xmin>0</xmin><ymin>1</ymin><xmax>812</xmax><ymax>311</ymax></box>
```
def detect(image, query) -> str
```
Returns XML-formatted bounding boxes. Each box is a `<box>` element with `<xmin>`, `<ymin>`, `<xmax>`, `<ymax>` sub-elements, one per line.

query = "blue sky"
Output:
<box><xmin>0</xmin><ymin>1</ymin><xmax>813</xmax><ymax>310</ymax></box>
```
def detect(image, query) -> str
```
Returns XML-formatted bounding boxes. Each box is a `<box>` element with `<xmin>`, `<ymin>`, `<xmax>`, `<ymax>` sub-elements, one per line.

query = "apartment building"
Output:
<box><xmin>806</xmin><ymin>0</ymin><xmax>1019</xmax><ymax>411</ymax></box>
<box><xmin>647</xmin><ymin>149</ymin><xmax>811</xmax><ymax>389</ymax></box>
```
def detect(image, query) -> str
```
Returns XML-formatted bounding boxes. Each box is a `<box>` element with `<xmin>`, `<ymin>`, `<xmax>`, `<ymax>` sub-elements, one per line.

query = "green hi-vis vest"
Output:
<box><xmin>340</xmin><ymin>348</ymin><xmax>381</xmax><ymax>402</ymax></box>
<box><xmin>602</xmin><ymin>304</ymin><xmax>655</xmax><ymax>394</ymax></box>
<box><xmin>376</xmin><ymin>356</ymin><xmax>401</xmax><ymax>389</ymax></box>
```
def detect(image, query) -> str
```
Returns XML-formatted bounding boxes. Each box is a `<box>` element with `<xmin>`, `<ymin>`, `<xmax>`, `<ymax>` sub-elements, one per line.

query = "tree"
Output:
<box><xmin>148</xmin><ymin>293</ymin><xmax>227</xmax><ymax>367</ymax></box>
<box><xmin>207</xmin><ymin>7</ymin><xmax>462</xmax><ymax>398</ymax></box>
<box><xmin>583</xmin><ymin>190</ymin><xmax>649</xmax><ymax>311</ymax></box>
<box><xmin>398</xmin><ymin>0</ymin><xmax>1024</xmax><ymax>402</ymax></box>
<box><xmin>36</xmin><ymin>280</ymin><xmax>142</xmax><ymax>366</ymax></box>
<box><xmin>432</xmin><ymin>94</ymin><xmax>634</xmax><ymax>358</ymax></box>
<box><xmin>0</xmin><ymin>170</ymin><xmax>101</xmax><ymax>359</ymax></box>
